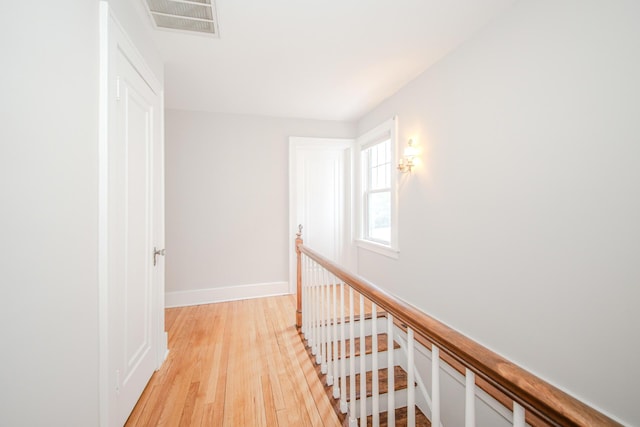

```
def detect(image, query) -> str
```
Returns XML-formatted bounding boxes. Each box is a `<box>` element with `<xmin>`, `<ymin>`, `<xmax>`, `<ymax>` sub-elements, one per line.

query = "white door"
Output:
<box><xmin>289</xmin><ymin>137</ymin><xmax>354</xmax><ymax>292</ymax></box>
<box><xmin>103</xmin><ymin>13</ymin><xmax>165</xmax><ymax>426</ymax></box>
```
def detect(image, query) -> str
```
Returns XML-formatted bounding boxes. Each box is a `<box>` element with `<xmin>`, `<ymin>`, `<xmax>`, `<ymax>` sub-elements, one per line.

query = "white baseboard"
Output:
<box><xmin>165</xmin><ymin>281</ymin><xmax>290</xmax><ymax>308</ymax></box>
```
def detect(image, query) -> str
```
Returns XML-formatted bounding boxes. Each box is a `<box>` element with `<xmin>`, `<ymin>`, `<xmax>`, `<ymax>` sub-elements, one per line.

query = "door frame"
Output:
<box><xmin>98</xmin><ymin>4</ymin><xmax>167</xmax><ymax>426</ymax></box>
<box><xmin>288</xmin><ymin>137</ymin><xmax>355</xmax><ymax>295</ymax></box>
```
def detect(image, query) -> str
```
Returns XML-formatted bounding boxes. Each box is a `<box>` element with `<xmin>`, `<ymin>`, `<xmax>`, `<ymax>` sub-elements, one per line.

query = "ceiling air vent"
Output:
<box><xmin>144</xmin><ymin>0</ymin><xmax>219</xmax><ymax>37</ymax></box>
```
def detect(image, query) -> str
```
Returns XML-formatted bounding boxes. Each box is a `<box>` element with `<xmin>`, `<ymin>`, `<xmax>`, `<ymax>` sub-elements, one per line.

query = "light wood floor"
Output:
<box><xmin>126</xmin><ymin>295</ymin><xmax>341</xmax><ymax>427</ymax></box>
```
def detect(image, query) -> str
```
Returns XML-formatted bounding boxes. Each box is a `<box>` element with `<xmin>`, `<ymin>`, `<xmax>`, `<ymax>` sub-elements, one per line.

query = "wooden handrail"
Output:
<box><xmin>296</xmin><ymin>242</ymin><xmax>622</xmax><ymax>427</ymax></box>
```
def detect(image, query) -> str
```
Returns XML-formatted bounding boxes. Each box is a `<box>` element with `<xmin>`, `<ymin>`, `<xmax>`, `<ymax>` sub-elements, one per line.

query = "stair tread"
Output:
<box><xmin>330</xmin><ymin>310</ymin><xmax>388</xmax><ymax>325</ymax></box>
<box><xmin>345</xmin><ymin>365</ymin><xmax>412</xmax><ymax>401</ymax></box>
<box><xmin>302</xmin><ymin>330</ymin><xmax>423</xmax><ymax>427</ymax></box>
<box><xmin>334</xmin><ymin>333</ymin><xmax>400</xmax><ymax>359</ymax></box>
<box><xmin>365</xmin><ymin>406</ymin><xmax>431</xmax><ymax>427</ymax></box>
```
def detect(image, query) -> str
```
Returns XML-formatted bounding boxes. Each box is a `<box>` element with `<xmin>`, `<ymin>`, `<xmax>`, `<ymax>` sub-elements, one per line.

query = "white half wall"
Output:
<box><xmin>165</xmin><ymin>110</ymin><xmax>355</xmax><ymax>305</ymax></box>
<box><xmin>355</xmin><ymin>0</ymin><xmax>640</xmax><ymax>425</ymax></box>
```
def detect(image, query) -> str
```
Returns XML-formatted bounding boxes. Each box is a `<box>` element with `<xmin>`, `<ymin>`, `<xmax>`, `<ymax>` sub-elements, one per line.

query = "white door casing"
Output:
<box><xmin>99</xmin><ymin>5</ymin><xmax>166</xmax><ymax>426</ymax></box>
<box><xmin>288</xmin><ymin>137</ymin><xmax>355</xmax><ymax>294</ymax></box>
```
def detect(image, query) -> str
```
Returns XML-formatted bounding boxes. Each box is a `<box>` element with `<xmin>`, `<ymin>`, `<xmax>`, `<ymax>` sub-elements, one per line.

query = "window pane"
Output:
<box><xmin>383</xmin><ymin>165</ymin><xmax>389</xmax><ymax>188</ymax></box>
<box><xmin>367</xmin><ymin>139</ymin><xmax>391</xmax><ymax>191</ymax></box>
<box><xmin>367</xmin><ymin>191</ymin><xmax>390</xmax><ymax>243</ymax></box>
<box><xmin>372</xmin><ymin>165</ymin><xmax>381</xmax><ymax>189</ymax></box>
<box><xmin>371</xmin><ymin>144</ymin><xmax>377</xmax><ymax>168</ymax></box>
<box><xmin>382</xmin><ymin>140</ymin><xmax>390</xmax><ymax>165</ymax></box>
<box><xmin>380</xmin><ymin>142</ymin><xmax>387</xmax><ymax>164</ymax></box>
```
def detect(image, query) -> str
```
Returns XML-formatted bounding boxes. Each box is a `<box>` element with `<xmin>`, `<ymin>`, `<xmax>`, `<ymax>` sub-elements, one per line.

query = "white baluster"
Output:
<box><xmin>321</xmin><ymin>269</ymin><xmax>327</xmax><ymax>374</ymax></box>
<box><xmin>513</xmin><ymin>402</ymin><xmax>525</xmax><ymax>427</ymax></box>
<box><xmin>305</xmin><ymin>257</ymin><xmax>311</xmax><ymax>341</ymax></box>
<box><xmin>325</xmin><ymin>271</ymin><xmax>333</xmax><ymax>386</ymax></box>
<box><xmin>311</xmin><ymin>261</ymin><xmax>318</xmax><ymax>357</ymax></box>
<box><xmin>302</xmin><ymin>255</ymin><xmax>307</xmax><ymax>339</ymax></box>
<box><xmin>360</xmin><ymin>294</ymin><xmax>367</xmax><ymax>427</ymax></box>
<box><xmin>318</xmin><ymin>266</ymin><xmax>324</xmax><ymax>371</ymax></box>
<box><xmin>465</xmin><ymin>369</ymin><xmax>476</xmax><ymax>427</ymax></box>
<box><xmin>371</xmin><ymin>303</ymin><xmax>379</xmax><ymax>427</ymax></box>
<box><xmin>387</xmin><ymin>314</ymin><xmax>395</xmax><ymax>426</ymax></box>
<box><xmin>349</xmin><ymin>287</ymin><xmax>356</xmax><ymax>425</ymax></box>
<box><xmin>432</xmin><ymin>345</ymin><xmax>441</xmax><ymax>427</ymax></box>
<box><xmin>407</xmin><ymin>328</ymin><xmax>415</xmax><ymax>427</ymax></box>
<box><xmin>326</xmin><ymin>271</ymin><xmax>333</xmax><ymax>384</ymax></box>
<box><xmin>332</xmin><ymin>276</ymin><xmax>339</xmax><ymax>398</ymax></box>
<box><xmin>316</xmin><ymin>265</ymin><xmax>324</xmax><ymax>366</ymax></box>
<box><xmin>340</xmin><ymin>281</ymin><xmax>347</xmax><ymax>413</ymax></box>
<box><xmin>315</xmin><ymin>263</ymin><xmax>322</xmax><ymax>365</ymax></box>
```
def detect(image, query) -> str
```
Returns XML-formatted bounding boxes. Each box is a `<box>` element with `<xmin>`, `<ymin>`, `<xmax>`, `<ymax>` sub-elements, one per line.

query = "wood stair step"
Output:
<box><xmin>332</xmin><ymin>333</ymin><xmax>400</xmax><ymax>360</ymax></box>
<box><xmin>345</xmin><ymin>365</ymin><xmax>411</xmax><ymax>401</ymax></box>
<box><xmin>366</xmin><ymin>406</ymin><xmax>431</xmax><ymax>427</ymax></box>
<box><xmin>329</xmin><ymin>310</ymin><xmax>388</xmax><ymax>325</ymax></box>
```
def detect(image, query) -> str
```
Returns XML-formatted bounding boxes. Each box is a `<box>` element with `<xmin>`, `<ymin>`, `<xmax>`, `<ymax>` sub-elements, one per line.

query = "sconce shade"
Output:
<box><xmin>404</xmin><ymin>141</ymin><xmax>418</xmax><ymax>158</ymax></box>
<box><xmin>397</xmin><ymin>138</ymin><xmax>417</xmax><ymax>173</ymax></box>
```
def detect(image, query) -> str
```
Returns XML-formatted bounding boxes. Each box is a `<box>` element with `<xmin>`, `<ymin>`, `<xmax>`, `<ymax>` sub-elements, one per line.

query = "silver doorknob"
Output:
<box><xmin>153</xmin><ymin>247</ymin><xmax>166</xmax><ymax>266</ymax></box>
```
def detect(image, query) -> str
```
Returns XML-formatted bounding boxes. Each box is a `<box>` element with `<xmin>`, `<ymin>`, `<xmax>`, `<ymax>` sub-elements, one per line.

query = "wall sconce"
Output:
<box><xmin>397</xmin><ymin>139</ymin><xmax>418</xmax><ymax>173</ymax></box>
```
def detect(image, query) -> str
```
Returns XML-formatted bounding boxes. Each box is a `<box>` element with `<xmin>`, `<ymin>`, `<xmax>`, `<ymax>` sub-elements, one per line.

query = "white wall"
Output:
<box><xmin>165</xmin><ymin>110</ymin><xmax>355</xmax><ymax>304</ymax></box>
<box><xmin>0</xmin><ymin>2</ymin><xmax>162</xmax><ymax>426</ymax></box>
<box><xmin>108</xmin><ymin>0</ymin><xmax>163</xmax><ymax>82</ymax></box>
<box><xmin>0</xmin><ymin>2</ymin><xmax>100</xmax><ymax>425</ymax></box>
<box><xmin>356</xmin><ymin>0</ymin><xmax>639</xmax><ymax>425</ymax></box>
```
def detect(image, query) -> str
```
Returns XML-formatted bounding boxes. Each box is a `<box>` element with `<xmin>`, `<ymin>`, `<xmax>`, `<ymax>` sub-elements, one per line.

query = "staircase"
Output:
<box><xmin>295</xmin><ymin>230</ymin><xmax>624</xmax><ymax>427</ymax></box>
<box><xmin>302</xmin><ymin>313</ymin><xmax>431</xmax><ymax>426</ymax></box>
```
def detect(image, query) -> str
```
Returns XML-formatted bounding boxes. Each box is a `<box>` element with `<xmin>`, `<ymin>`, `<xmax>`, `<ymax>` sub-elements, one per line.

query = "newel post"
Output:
<box><xmin>295</xmin><ymin>224</ymin><xmax>303</xmax><ymax>329</ymax></box>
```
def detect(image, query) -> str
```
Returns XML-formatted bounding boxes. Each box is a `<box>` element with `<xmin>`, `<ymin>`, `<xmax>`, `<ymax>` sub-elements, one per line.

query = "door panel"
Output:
<box><xmin>289</xmin><ymin>138</ymin><xmax>354</xmax><ymax>293</ymax></box>
<box><xmin>123</xmin><ymin>88</ymin><xmax>151</xmax><ymax>379</ymax></box>
<box><xmin>298</xmin><ymin>149</ymin><xmax>345</xmax><ymax>260</ymax></box>
<box><xmin>109</xmin><ymin>47</ymin><xmax>158</xmax><ymax>426</ymax></box>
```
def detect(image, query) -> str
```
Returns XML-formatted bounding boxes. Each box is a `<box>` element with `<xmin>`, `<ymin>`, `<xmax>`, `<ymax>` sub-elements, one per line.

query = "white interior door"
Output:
<box><xmin>289</xmin><ymin>137</ymin><xmax>354</xmax><ymax>293</ymax></box>
<box><xmin>110</xmin><ymin>49</ymin><xmax>157</xmax><ymax>426</ymax></box>
<box><xmin>101</xmin><ymin>7</ymin><xmax>166</xmax><ymax>426</ymax></box>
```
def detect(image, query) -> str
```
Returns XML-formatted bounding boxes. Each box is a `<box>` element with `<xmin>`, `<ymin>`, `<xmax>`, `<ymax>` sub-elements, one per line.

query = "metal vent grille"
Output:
<box><xmin>144</xmin><ymin>0</ymin><xmax>219</xmax><ymax>36</ymax></box>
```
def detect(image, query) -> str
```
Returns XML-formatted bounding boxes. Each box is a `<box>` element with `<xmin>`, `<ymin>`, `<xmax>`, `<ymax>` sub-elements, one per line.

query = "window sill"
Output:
<box><xmin>355</xmin><ymin>239</ymin><xmax>399</xmax><ymax>259</ymax></box>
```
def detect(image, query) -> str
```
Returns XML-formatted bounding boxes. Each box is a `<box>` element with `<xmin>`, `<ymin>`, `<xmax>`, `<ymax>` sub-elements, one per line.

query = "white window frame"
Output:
<box><xmin>355</xmin><ymin>117</ymin><xmax>399</xmax><ymax>259</ymax></box>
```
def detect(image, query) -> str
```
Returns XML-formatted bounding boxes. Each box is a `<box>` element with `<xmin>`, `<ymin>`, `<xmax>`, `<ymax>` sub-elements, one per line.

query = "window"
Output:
<box><xmin>363</xmin><ymin>139</ymin><xmax>391</xmax><ymax>243</ymax></box>
<box><xmin>356</xmin><ymin>117</ymin><xmax>398</xmax><ymax>257</ymax></box>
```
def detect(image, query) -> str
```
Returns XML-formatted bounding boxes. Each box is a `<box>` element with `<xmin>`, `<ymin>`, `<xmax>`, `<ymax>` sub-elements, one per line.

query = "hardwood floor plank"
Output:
<box><xmin>178</xmin><ymin>381</ymin><xmax>200</xmax><ymax>427</ymax></box>
<box><xmin>187</xmin><ymin>306</ymin><xmax>218</xmax><ymax>425</ymax></box>
<box><xmin>156</xmin><ymin>347</ymin><xmax>199</xmax><ymax>426</ymax></box>
<box><xmin>203</xmin><ymin>308</ymin><xmax>227</xmax><ymax>404</ymax></box>
<box><xmin>126</xmin><ymin>295</ymin><xmax>340</xmax><ymax>427</ymax></box>
<box><xmin>261</xmin><ymin>374</ymin><xmax>280</xmax><ymax>427</ymax></box>
<box><xmin>276</xmin><ymin>296</ymin><xmax>335</xmax><ymax>427</ymax></box>
<box><xmin>200</xmin><ymin>403</ymin><xmax>216</xmax><ymax>427</ymax></box>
